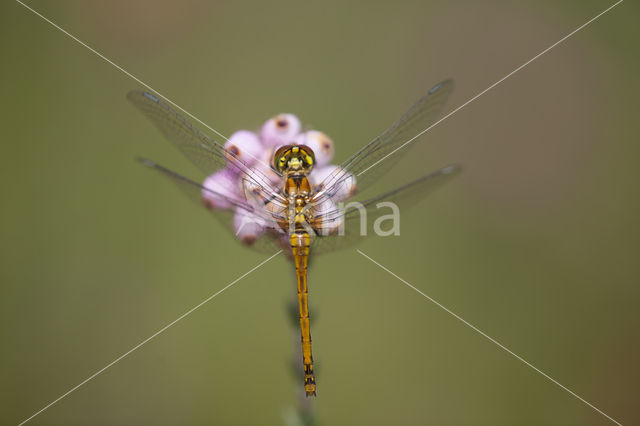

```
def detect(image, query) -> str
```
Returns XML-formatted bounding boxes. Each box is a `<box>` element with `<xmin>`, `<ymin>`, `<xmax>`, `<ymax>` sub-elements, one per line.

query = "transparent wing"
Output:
<box><xmin>309</xmin><ymin>164</ymin><xmax>460</xmax><ymax>255</ymax></box>
<box><xmin>138</xmin><ymin>158</ymin><xmax>289</xmax><ymax>254</ymax></box>
<box><xmin>128</xmin><ymin>91</ymin><xmax>286</xmax><ymax>208</ymax></box>
<box><xmin>312</xmin><ymin>80</ymin><xmax>453</xmax><ymax>204</ymax></box>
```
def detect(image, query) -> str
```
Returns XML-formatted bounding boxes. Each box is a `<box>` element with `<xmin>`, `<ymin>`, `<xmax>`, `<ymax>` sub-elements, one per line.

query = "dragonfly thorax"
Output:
<box><xmin>284</xmin><ymin>177</ymin><xmax>313</xmax><ymax>232</ymax></box>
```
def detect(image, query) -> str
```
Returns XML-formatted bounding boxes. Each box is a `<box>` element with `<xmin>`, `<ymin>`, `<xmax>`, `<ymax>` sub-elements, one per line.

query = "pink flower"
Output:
<box><xmin>245</xmin><ymin>146</ymin><xmax>282</xmax><ymax>187</ymax></box>
<box><xmin>260</xmin><ymin>113</ymin><xmax>301</xmax><ymax>148</ymax></box>
<box><xmin>233</xmin><ymin>208</ymin><xmax>266</xmax><ymax>245</ymax></box>
<box><xmin>202</xmin><ymin>168</ymin><xmax>241</xmax><ymax>210</ymax></box>
<box><xmin>224</xmin><ymin>130</ymin><xmax>263</xmax><ymax>168</ymax></box>
<box><xmin>295</xmin><ymin>130</ymin><xmax>334</xmax><ymax>167</ymax></box>
<box><xmin>203</xmin><ymin>112</ymin><xmax>357</xmax><ymax>245</ymax></box>
<box><xmin>312</xmin><ymin>198</ymin><xmax>342</xmax><ymax>236</ymax></box>
<box><xmin>309</xmin><ymin>165</ymin><xmax>356</xmax><ymax>202</ymax></box>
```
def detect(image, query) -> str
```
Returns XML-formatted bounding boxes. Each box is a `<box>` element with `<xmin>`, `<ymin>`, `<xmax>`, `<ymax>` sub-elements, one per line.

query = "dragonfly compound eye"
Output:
<box><xmin>295</xmin><ymin>130</ymin><xmax>334</xmax><ymax>167</ymax></box>
<box><xmin>273</xmin><ymin>145</ymin><xmax>315</xmax><ymax>174</ymax></box>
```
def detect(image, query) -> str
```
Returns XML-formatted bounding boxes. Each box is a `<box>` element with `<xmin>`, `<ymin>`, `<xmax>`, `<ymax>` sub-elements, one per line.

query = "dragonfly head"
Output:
<box><xmin>274</xmin><ymin>144</ymin><xmax>315</xmax><ymax>175</ymax></box>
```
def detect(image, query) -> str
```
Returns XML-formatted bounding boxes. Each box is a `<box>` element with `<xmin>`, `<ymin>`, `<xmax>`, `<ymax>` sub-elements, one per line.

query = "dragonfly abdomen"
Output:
<box><xmin>291</xmin><ymin>231</ymin><xmax>316</xmax><ymax>396</ymax></box>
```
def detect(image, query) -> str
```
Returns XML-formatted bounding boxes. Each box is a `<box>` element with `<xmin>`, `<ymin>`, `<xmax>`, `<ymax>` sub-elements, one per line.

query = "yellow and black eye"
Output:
<box><xmin>273</xmin><ymin>145</ymin><xmax>293</xmax><ymax>173</ymax></box>
<box><xmin>273</xmin><ymin>144</ymin><xmax>316</xmax><ymax>173</ymax></box>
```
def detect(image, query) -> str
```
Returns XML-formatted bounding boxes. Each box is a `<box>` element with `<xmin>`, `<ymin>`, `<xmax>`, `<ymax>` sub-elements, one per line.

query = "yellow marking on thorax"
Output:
<box><xmin>284</xmin><ymin>175</ymin><xmax>313</xmax><ymax>232</ymax></box>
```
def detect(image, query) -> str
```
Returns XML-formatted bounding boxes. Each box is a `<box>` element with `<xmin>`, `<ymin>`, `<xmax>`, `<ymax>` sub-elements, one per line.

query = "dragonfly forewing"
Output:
<box><xmin>128</xmin><ymin>91</ymin><xmax>286</xmax><ymax>208</ymax></box>
<box><xmin>312</xmin><ymin>80</ymin><xmax>453</xmax><ymax>205</ymax></box>
<box><xmin>309</xmin><ymin>164</ymin><xmax>460</xmax><ymax>254</ymax></box>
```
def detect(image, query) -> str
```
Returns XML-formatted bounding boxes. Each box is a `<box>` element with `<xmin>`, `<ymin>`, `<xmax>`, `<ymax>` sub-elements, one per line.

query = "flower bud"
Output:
<box><xmin>295</xmin><ymin>130</ymin><xmax>334</xmax><ymax>167</ymax></box>
<box><xmin>202</xmin><ymin>168</ymin><xmax>240</xmax><ymax>210</ymax></box>
<box><xmin>233</xmin><ymin>208</ymin><xmax>265</xmax><ymax>245</ymax></box>
<box><xmin>260</xmin><ymin>113</ymin><xmax>301</xmax><ymax>148</ymax></box>
<box><xmin>224</xmin><ymin>130</ymin><xmax>264</xmax><ymax>168</ymax></box>
<box><xmin>240</xmin><ymin>163</ymin><xmax>280</xmax><ymax>202</ymax></box>
<box><xmin>309</xmin><ymin>165</ymin><xmax>357</xmax><ymax>201</ymax></box>
<box><xmin>313</xmin><ymin>198</ymin><xmax>343</xmax><ymax>236</ymax></box>
<box><xmin>258</xmin><ymin>147</ymin><xmax>283</xmax><ymax>185</ymax></box>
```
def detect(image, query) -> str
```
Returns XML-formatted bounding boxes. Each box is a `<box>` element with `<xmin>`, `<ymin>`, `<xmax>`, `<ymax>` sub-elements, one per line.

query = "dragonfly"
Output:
<box><xmin>128</xmin><ymin>80</ymin><xmax>459</xmax><ymax>397</ymax></box>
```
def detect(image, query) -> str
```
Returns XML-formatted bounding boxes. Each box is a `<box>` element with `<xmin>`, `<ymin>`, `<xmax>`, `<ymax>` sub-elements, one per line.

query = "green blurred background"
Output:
<box><xmin>1</xmin><ymin>1</ymin><xmax>638</xmax><ymax>425</ymax></box>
